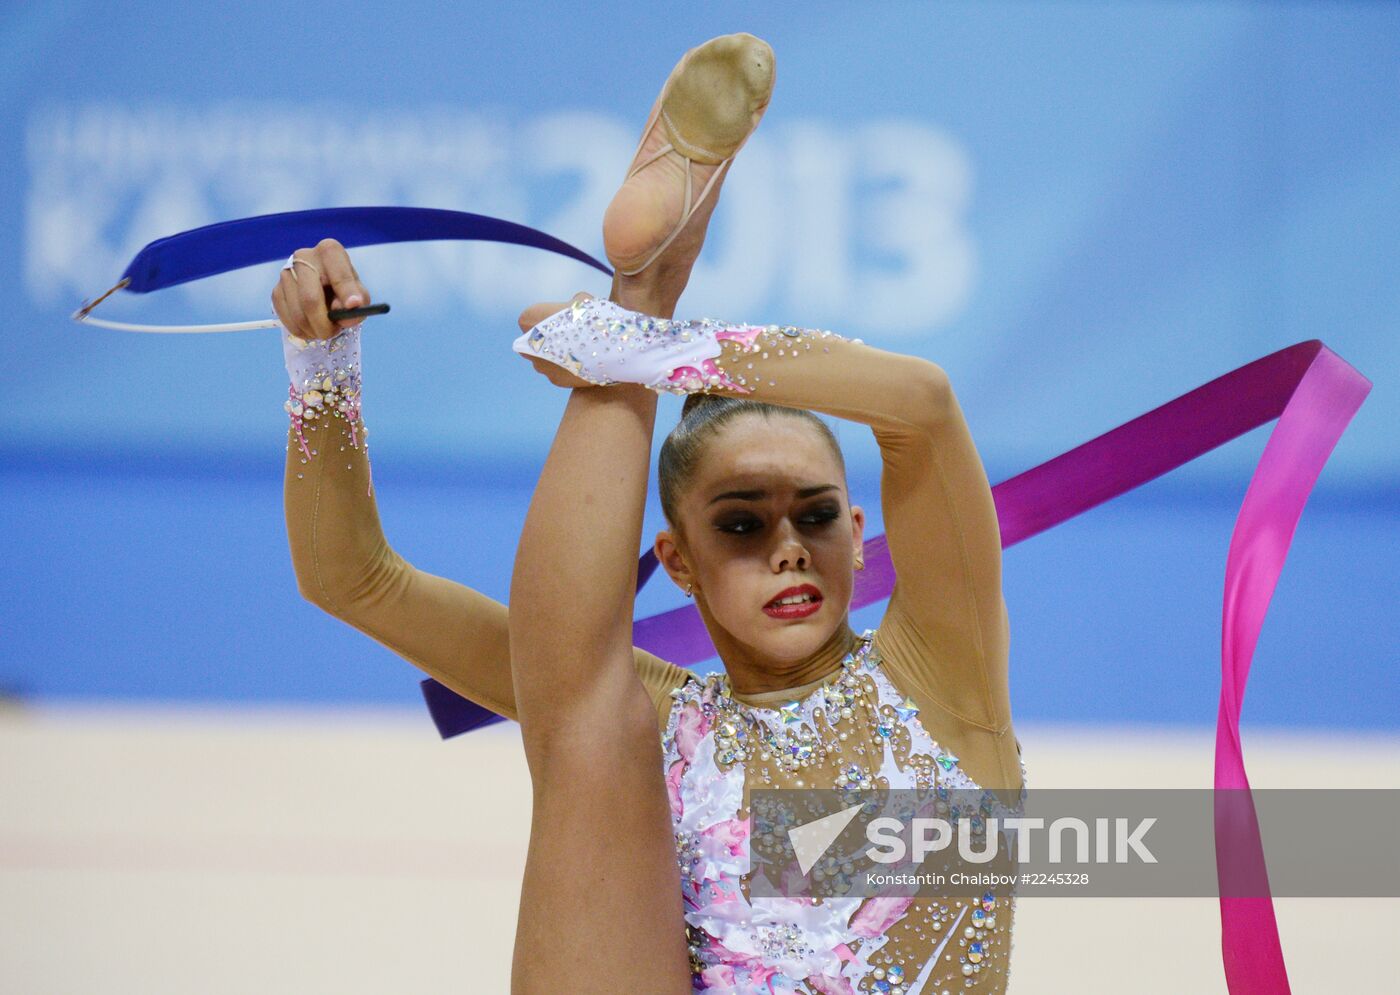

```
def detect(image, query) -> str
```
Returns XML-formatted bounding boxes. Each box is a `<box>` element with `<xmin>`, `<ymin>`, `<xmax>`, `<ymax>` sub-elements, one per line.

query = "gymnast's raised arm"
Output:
<box><xmin>705</xmin><ymin>325</ymin><xmax>1016</xmax><ymax>788</ymax></box>
<box><xmin>708</xmin><ymin>329</ymin><xmax>1010</xmax><ymax>727</ymax></box>
<box><xmin>273</xmin><ymin>239</ymin><xmax>683</xmax><ymax>725</ymax></box>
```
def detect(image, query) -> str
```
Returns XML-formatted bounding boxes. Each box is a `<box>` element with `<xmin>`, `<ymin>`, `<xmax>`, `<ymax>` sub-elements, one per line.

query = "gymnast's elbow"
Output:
<box><xmin>902</xmin><ymin>357</ymin><xmax>955</xmax><ymax>433</ymax></box>
<box><xmin>287</xmin><ymin>547</ymin><xmax>364</xmax><ymax>619</ymax></box>
<box><xmin>295</xmin><ymin>542</ymin><xmax>408</xmax><ymax>624</ymax></box>
<box><xmin>291</xmin><ymin>562</ymin><xmax>344</xmax><ymax>616</ymax></box>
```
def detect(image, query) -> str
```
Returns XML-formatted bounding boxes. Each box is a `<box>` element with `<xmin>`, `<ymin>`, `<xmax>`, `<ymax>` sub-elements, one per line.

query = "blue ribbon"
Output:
<box><xmin>117</xmin><ymin>206</ymin><xmax>612</xmax><ymax>293</ymax></box>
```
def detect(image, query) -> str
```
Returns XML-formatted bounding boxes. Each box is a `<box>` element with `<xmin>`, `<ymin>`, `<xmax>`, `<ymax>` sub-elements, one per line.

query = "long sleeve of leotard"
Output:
<box><xmin>697</xmin><ymin>321</ymin><xmax>1018</xmax><ymax>786</ymax></box>
<box><xmin>281</xmin><ymin>324</ymin><xmax>689</xmax><ymax>727</ymax></box>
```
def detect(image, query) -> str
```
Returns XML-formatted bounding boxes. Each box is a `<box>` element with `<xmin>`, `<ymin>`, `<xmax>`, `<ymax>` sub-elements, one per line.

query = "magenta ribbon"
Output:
<box><xmin>989</xmin><ymin>339</ymin><xmax>1370</xmax><ymax>994</ymax></box>
<box><xmin>424</xmin><ymin>340</ymin><xmax>1369</xmax><ymax>992</ymax></box>
<box><xmin>1208</xmin><ymin>344</ymin><xmax>1370</xmax><ymax>991</ymax></box>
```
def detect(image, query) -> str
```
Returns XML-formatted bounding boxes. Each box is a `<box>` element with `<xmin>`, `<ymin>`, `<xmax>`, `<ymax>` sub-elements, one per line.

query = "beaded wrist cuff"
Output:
<box><xmin>511</xmin><ymin>297</ymin><xmax>850</xmax><ymax>395</ymax></box>
<box><xmin>281</xmin><ymin>325</ymin><xmax>365</xmax><ymax>464</ymax></box>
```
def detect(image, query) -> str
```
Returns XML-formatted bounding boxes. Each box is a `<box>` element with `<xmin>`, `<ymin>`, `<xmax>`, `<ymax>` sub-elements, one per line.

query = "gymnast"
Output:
<box><xmin>272</xmin><ymin>33</ymin><xmax>1021</xmax><ymax>994</ymax></box>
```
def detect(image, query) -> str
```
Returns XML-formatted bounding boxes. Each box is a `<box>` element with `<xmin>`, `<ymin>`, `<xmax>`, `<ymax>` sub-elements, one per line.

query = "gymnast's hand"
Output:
<box><xmin>516</xmin><ymin>292</ymin><xmax>600</xmax><ymax>389</ymax></box>
<box><xmin>271</xmin><ymin>238</ymin><xmax>373</xmax><ymax>340</ymax></box>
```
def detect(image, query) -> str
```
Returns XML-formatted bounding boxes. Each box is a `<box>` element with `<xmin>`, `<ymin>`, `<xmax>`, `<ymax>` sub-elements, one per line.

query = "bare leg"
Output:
<box><xmin>509</xmin><ymin>384</ymin><xmax>683</xmax><ymax>994</ymax></box>
<box><xmin>507</xmin><ymin>35</ymin><xmax>773</xmax><ymax>993</ymax></box>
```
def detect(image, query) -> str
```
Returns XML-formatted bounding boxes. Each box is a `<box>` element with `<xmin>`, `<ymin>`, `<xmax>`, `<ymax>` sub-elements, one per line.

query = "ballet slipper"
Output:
<box><xmin>604</xmin><ymin>33</ymin><xmax>775</xmax><ymax>278</ymax></box>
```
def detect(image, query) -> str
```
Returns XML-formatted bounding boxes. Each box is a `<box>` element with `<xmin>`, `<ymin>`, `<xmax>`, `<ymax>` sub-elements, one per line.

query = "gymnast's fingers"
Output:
<box><xmin>292</xmin><ymin>248</ymin><xmax>334</xmax><ymax>339</ymax></box>
<box><xmin>274</xmin><ymin>268</ymin><xmax>311</xmax><ymax>339</ymax></box>
<box><xmin>525</xmin><ymin>354</ymin><xmax>597</xmax><ymax>390</ymax></box>
<box><xmin>518</xmin><ymin>300</ymin><xmax>566</xmax><ymax>333</ymax></box>
<box><xmin>516</xmin><ymin>292</ymin><xmax>594</xmax><ymax>333</ymax></box>
<box><xmin>271</xmin><ymin>272</ymin><xmax>288</xmax><ymax>332</ymax></box>
<box><xmin>315</xmin><ymin>238</ymin><xmax>371</xmax><ymax>330</ymax></box>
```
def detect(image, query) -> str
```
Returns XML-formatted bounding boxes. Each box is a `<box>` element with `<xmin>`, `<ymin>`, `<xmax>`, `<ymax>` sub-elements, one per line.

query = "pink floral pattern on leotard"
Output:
<box><xmin>661</xmin><ymin>629</ymin><xmax>1023</xmax><ymax>994</ymax></box>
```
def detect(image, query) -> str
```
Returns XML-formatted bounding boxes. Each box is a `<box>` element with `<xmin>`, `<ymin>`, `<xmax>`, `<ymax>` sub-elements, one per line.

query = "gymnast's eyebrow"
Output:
<box><xmin>707</xmin><ymin>484</ymin><xmax>840</xmax><ymax>506</ymax></box>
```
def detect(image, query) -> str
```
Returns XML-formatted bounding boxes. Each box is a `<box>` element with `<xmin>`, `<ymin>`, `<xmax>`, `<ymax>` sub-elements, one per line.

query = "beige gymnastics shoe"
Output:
<box><xmin>603</xmin><ymin>33</ymin><xmax>776</xmax><ymax>278</ymax></box>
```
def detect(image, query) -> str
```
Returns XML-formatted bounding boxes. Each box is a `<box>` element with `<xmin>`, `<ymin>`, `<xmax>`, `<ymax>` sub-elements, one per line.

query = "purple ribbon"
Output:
<box><xmin>421</xmin><ymin>339</ymin><xmax>1370</xmax><ymax>994</ymax></box>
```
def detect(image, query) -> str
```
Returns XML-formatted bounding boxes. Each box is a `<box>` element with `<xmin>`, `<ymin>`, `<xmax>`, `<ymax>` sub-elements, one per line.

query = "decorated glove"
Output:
<box><xmin>510</xmin><ymin>296</ymin><xmax>793</xmax><ymax>395</ymax></box>
<box><xmin>282</xmin><ymin>325</ymin><xmax>365</xmax><ymax>460</ymax></box>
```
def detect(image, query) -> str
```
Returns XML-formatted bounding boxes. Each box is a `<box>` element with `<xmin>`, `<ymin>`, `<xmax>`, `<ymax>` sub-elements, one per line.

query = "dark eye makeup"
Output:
<box><xmin>713</xmin><ymin>502</ymin><xmax>842</xmax><ymax>536</ymax></box>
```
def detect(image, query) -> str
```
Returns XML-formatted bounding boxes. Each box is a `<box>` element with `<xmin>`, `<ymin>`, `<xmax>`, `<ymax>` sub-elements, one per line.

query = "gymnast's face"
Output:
<box><xmin>656</xmin><ymin>412</ymin><xmax>865</xmax><ymax>667</ymax></box>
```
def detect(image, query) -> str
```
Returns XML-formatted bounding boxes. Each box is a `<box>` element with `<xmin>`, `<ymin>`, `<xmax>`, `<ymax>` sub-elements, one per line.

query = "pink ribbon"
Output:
<box><xmin>1208</xmin><ymin>345</ymin><xmax>1370</xmax><ymax>991</ymax></box>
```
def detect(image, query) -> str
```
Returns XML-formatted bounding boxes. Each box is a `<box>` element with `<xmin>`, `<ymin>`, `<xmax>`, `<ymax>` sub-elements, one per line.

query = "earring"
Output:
<box><xmin>684</xmin><ymin>583</ymin><xmax>694</xmax><ymax>598</ymax></box>
<box><xmin>854</xmin><ymin>555</ymin><xmax>865</xmax><ymax>571</ymax></box>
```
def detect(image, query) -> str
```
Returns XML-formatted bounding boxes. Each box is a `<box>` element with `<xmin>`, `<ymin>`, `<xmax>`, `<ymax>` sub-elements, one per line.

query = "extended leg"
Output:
<box><xmin>506</xmin><ymin>34</ymin><xmax>773</xmax><ymax>994</ymax></box>
<box><xmin>508</xmin><ymin>384</ymin><xmax>685</xmax><ymax>993</ymax></box>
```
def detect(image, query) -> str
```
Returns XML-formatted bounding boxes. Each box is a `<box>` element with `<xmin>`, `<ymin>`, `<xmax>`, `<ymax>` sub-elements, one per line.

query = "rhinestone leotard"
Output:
<box><xmin>659</xmin><ymin>628</ymin><xmax>1020</xmax><ymax>994</ymax></box>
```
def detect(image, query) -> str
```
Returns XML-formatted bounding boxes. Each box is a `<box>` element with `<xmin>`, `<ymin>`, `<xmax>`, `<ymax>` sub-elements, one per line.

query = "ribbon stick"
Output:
<box><xmin>421</xmin><ymin>339</ymin><xmax>1370</xmax><ymax>995</ymax></box>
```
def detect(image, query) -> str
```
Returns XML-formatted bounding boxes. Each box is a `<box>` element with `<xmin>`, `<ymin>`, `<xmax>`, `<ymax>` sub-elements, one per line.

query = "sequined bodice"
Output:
<box><xmin>662</xmin><ymin>629</ymin><xmax>1017</xmax><ymax>994</ymax></box>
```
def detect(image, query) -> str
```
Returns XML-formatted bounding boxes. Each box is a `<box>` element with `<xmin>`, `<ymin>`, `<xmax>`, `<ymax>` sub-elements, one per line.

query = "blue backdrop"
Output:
<box><xmin>3</xmin><ymin>2</ymin><xmax>1396</xmax><ymax>728</ymax></box>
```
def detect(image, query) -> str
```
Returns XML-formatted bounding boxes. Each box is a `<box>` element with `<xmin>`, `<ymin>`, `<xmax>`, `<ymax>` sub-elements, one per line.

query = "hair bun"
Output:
<box><xmin>680</xmin><ymin>391</ymin><xmax>728</xmax><ymax>421</ymax></box>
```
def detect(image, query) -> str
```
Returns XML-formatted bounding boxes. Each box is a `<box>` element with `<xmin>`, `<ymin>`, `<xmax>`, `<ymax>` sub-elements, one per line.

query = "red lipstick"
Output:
<box><xmin>763</xmin><ymin>583</ymin><xmax>823</xmax><ymax>620</ymax></box>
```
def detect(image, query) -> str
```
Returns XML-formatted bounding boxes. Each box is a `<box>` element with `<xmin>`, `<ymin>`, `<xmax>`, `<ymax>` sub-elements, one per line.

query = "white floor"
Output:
<box><xmin>1</xmin><ymin>704</ymin><xmax>1395</xmax><ymax>993</ymax></box>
